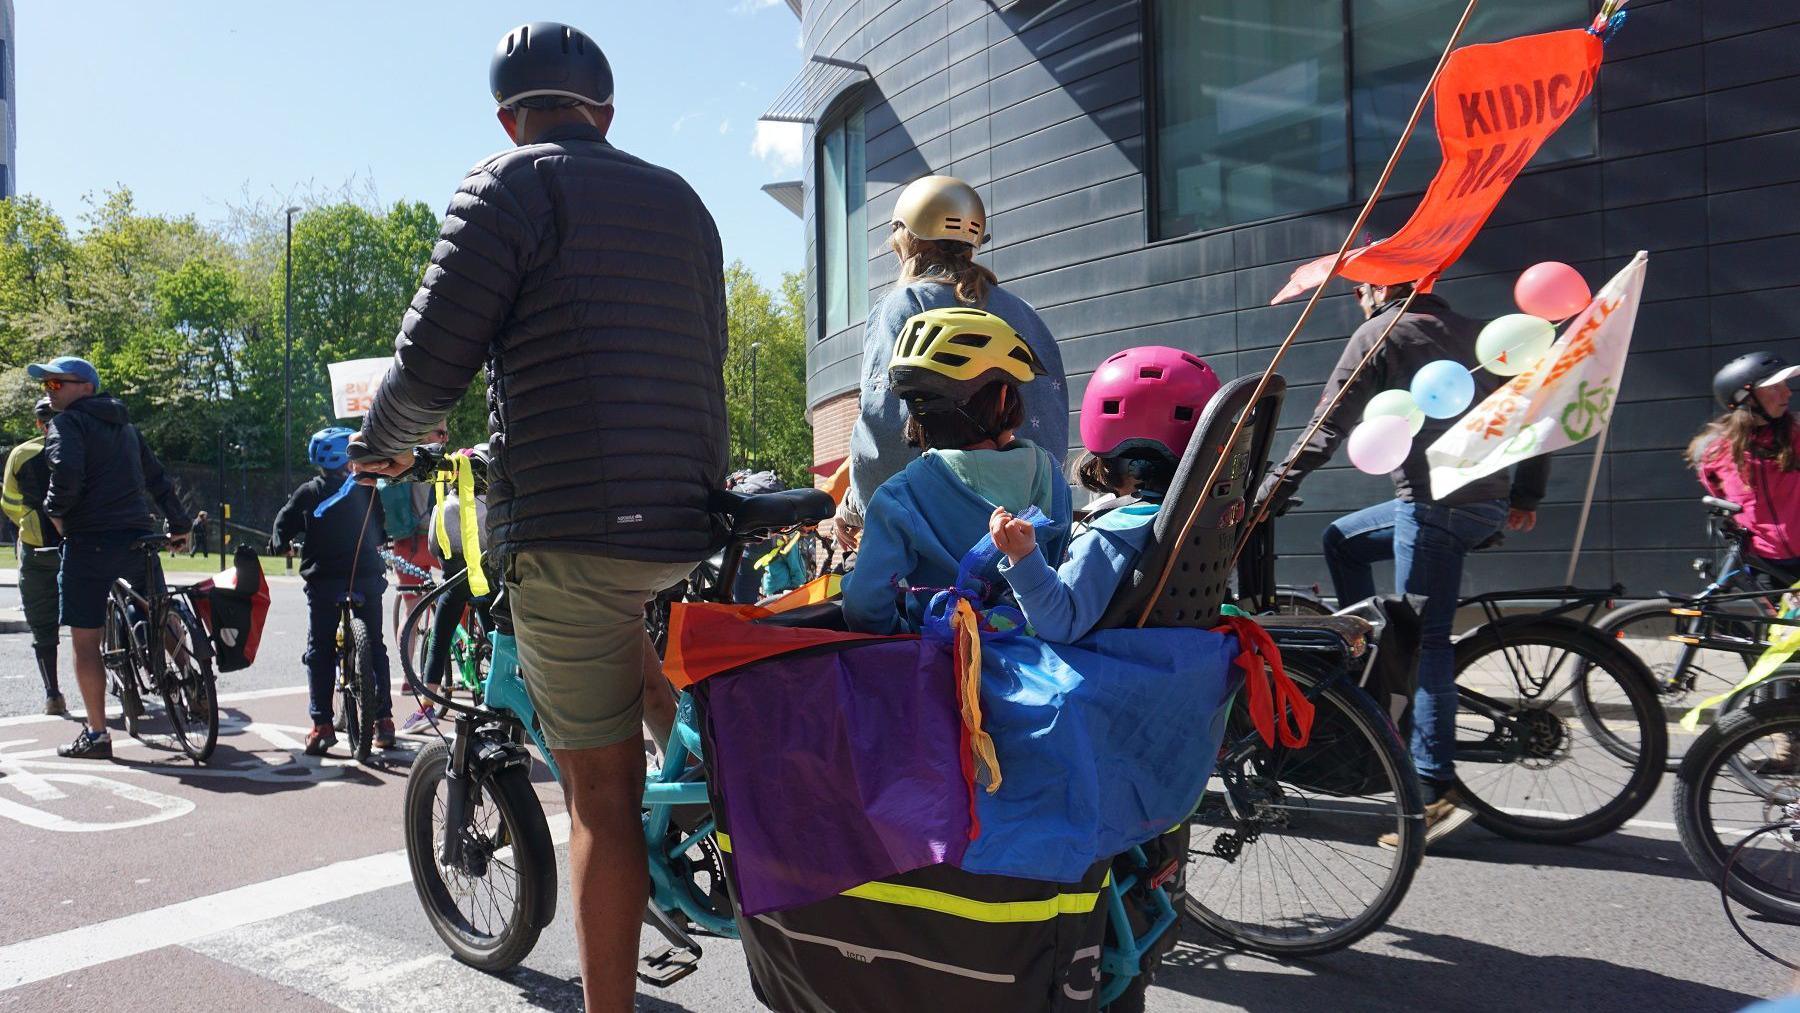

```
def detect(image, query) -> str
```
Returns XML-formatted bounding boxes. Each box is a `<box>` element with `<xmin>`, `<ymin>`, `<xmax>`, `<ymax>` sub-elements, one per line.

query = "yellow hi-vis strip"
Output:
<box><xmin>457</xmin><ymin>453</ymin><xmax>488</xmax><ymax>597</ymax></box>
<box><xmin>433</xmin><ymin>477</ymin><xmax>451</xmax><ymax>556</ymax></box>
<box><xmin>1682</xmin><ymin>580</ymin><xmax>1800</xmax><ymax>731</ymax></box>
<box><xmin>711</xmin><ymin>831</ymin><xmax>1106</xmax><ymax>923</ymax></box>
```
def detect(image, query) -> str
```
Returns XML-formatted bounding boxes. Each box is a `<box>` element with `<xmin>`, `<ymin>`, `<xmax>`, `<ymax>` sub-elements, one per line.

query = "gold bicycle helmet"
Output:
<box><xmin>888</xmin><ymin>306</ymin><xmax>1045</xmax><ymax>405</ymax></box>
<box><xmin>892</xmin><ymin>175</ymin><xmax>987</xmax><ymax>246</ymax></box>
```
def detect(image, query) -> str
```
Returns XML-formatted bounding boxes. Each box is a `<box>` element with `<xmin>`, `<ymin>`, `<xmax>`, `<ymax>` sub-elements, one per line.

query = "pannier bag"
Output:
<box><xmin>191</xmin><ymin>545</ymin><xmax>271</xmax><ymax>672</ymax></box>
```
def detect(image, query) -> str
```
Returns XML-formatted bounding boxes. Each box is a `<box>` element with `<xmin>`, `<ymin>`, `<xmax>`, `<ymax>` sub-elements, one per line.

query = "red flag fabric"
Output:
<box><xmin>1273</xmin><ymin>29</ymin><xmax>1604</xmax><ymax>304</ymax></box>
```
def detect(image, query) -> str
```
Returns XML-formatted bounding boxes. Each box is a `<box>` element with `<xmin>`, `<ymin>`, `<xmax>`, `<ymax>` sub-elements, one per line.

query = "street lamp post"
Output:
<box><xmin>282</xmin><ymin>205</ymin><xmax>300</xmax><ymax>498</ymax></box>
<box><xmin>749</xmin><ymin>341</ymin><xmax>763</xmax><ymax>470</ymax></box>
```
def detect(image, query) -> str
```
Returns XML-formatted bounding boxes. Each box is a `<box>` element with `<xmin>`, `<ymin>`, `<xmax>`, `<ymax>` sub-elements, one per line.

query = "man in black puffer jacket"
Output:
<box><xmin>29</xmin><ymin>355</ymin><xmax>192</xmax><ymax>760</ymax></box>
<box><xmin>351</xmin><ymin>23</ymin><xmax>726</xmax><ymax>1012</ymax></box>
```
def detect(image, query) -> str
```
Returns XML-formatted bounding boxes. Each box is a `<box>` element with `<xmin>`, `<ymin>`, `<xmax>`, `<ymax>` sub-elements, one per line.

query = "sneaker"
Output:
<box><xmin>57</xmin><ymin>729</ymin><xmax>112</xmax><ymax>760</ymax></box>
<box><xmin>1752</xmin><ymin>734</ymin><xmax>1800</xmax><ymax>775</ymax></box>
<box><xmin>43</xmin><ymin>694</ymin><xmax>67</xmax><ymax>717</ymax></box>
<box><xmin>375</xmin><ymin>719</ymin><xmax>397</xmax><ymax>749</ymax></box>
<box><xmin>304</xmin><ymin>724</ymin><xmax>337</xmax><ymax>757</ymax></box>
<box><xmin>1380</xmin><ymin>786</ymin><xmax>1476</xmax><ymax>851</ymax></box>
<box><xmin>401</xmin><ymin>705</ymin><xmax>437</xmax><ymax>733</ymax></box>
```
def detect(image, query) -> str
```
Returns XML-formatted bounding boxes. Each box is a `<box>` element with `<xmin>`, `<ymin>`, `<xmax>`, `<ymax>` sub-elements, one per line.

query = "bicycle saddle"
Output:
<box><xmin>711</xmin><ymin>488</ymin><xmax>835</xmax><ymax>538</ymax></box>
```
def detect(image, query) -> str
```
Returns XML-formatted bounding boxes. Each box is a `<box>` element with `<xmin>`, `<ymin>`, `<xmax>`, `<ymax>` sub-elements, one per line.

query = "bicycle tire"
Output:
<box><xmin>405</xmin><ymin>738</ymin><xmax>554</xmax><ymax>971</ymax></box>
<box><xmin>1184</xmin><ymin>654</ymin><xmax>1424</xmax><ymax>956</ymax></box>
<box><xmin>1264</xmin><ymin>591</ymin><xmax>1333</xmax><ymax>617</ymax></box>
<box><xmin>104</xmin><ymin>590</ymin><xmax>143</xmax><ymax>739</ymax></box>
<box><xmin>160</xmin><ymin>601</ymin><xmax>219</xmax><ymax>762</ymax></box>
<box><xmin>1675</xmin><ymin>699</ymin><xmax>1800</xmax><ymax>923</ymax></box>
<box><xmin>1596</xmin><ymin>596</ymin><xmax>1762</xmax><ymax>769</ymax></box>
<box><xmin>342</xmin><ymin>617</ymin><xmax>378</xmax><ymax>763</ymax></box>
<box><xmin>1453</xmin><ymin>617</ymin><xmax>1666</xmax><ymax>844</ymax></box>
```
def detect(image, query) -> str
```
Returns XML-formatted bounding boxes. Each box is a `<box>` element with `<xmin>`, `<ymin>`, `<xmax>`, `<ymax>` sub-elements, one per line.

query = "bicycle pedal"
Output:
<box><xmin>637</xmin><ymin>944</ymin><xmax>701</xmax><ymax>988</ymax></box>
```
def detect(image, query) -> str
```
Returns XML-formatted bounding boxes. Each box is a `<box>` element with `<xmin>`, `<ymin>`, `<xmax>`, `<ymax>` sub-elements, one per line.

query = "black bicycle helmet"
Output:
<box><xmin>1714</xmin><ymin>351</ymin><xmax>1800</xmax><ymax>411</ymax></box>
<box><xmin>490</xmin><ymin>22</ymin><xmax>613</xmax><ymax>108</ymax></box>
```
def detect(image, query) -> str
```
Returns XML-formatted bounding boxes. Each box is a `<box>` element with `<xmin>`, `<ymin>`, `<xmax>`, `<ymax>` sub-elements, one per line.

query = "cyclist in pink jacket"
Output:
<box><xmin>1690</xmin><ymin>352</ymin><xmax>1800</xmax><ymax>569</ymax></box>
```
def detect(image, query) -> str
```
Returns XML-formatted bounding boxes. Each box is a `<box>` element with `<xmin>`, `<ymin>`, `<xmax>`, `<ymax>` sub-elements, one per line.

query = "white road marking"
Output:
<box><xmin>0</xmin><ymin>684</ymin><xmax>309</xmax><ymax>728</ymax></box>
<box><xmin>0</xmin><ymin>812</ymin><xmax>571</xmax><ymax>990</ymax></box>
<box><xmin>189</xmin><ymin>911</ymin><xmax>570</xmax><ymax>1012</ymax></box>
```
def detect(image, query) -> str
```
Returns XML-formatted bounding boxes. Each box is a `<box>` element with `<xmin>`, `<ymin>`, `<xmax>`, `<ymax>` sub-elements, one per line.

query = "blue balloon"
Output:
<box><xmin>1410</xmin><ymin>359</ymin><xmax>1476</xmax><ymax>419</ymax></box>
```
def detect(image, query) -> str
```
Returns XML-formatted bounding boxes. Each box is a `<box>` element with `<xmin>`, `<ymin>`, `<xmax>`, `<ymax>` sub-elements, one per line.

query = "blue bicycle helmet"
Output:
<box><xmin>308</xmin><ymin>427</ymin><xmax>355</xmax><ymax>470</ymax></box>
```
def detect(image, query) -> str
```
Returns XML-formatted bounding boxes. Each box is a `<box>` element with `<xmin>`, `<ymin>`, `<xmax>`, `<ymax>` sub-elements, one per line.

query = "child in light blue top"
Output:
<box><xmin>843</xmin><ymin>307</ymin><xmax>1071</xmax><ymax>635</ymax></box>
<box><xmin>990</xmin><ymin>345</ymin><xmax>1224</xmax><ymax>642</ymax></box>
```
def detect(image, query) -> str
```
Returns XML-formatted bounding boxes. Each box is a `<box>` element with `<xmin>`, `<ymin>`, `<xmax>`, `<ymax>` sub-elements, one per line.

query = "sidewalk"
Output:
<box><xmin>0</xmin><ymin>569</ymin><xmax>22</xmax><ymax>633</ymax></box>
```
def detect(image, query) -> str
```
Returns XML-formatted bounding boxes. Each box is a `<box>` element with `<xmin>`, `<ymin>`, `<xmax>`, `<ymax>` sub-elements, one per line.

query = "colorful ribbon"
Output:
<box><xmin>1213</xmin><ymin>615</ymin><xmax>1315</xmax><ymax>749</ymax></box>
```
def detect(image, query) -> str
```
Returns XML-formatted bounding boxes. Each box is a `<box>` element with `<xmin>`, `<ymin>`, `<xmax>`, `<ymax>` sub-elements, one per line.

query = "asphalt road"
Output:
<box><xmin>0</xmin><ymin>575</ymin><xmax>1789</xmax><ymax>1012</ymax></box>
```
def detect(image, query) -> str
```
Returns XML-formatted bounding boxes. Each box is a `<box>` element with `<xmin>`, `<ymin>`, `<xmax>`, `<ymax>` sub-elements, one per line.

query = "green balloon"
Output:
<box><xmin>1478</xmin><ymin>314</ymin><xmax>1556</xmax><ymax>376</ymax></box>
<box><xmin>1363</xmin><ymin>388</ymin><xmax>1425</xmax><ymax>436</ymax></box>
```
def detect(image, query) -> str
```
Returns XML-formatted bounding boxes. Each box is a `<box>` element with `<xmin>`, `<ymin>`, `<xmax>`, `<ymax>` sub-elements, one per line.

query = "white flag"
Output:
<box><xmin>1427</xmin><ymin>251</ymin><xmax>1648</xmax><ymax>499</ymax></box>
<box><xmin>326</xmin><ymin>357</ymin><xmax>393</xmax><ymax>420</ymax></box>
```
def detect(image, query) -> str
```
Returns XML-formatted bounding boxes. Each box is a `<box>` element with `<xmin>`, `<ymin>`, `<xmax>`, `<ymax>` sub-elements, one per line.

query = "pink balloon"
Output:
<box><xmin>1515</xmin><ymin>262</ymin><xmax>1592</xmax><ymax>320</ymax></box>
<box><xmin>1347</xmin><ymin>415</ymin><xmax>1414</xmax><ymax>475</ymax></box>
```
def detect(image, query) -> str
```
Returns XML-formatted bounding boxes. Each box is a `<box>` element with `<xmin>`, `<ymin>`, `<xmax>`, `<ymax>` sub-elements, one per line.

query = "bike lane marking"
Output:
<box><xmin>0</xmin><ymin>810</ymin><xmax>572</xmax><ymax>991</ymax></box>
<box><xmin>0</xmin><ymin>684</ymin><xmax>310</xmax><ymax>728</ymax></box>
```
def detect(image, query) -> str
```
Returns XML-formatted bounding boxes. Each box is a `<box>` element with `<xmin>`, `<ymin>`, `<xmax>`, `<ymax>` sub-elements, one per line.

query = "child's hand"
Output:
<box><xmin>989</xmin><ymin>507</ymin><xmax>1037</xmax><ymax>564</ymax></box>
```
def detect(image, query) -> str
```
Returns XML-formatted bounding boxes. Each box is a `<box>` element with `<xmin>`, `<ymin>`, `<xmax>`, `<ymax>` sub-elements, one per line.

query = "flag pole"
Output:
<box><xmin>1563</xmin><ymin>418</ymin><xmax>1610</xmax><ymax>587</ymax></box>
<box><xmin>1135</xmin><ymin>0</ymin><xmax>1483</xmax><ymax>626</ymax></box>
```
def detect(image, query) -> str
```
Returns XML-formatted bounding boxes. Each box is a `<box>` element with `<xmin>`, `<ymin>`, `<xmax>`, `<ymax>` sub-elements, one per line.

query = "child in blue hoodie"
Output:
<box><xmin>843</xmin><ymin>307</ymin><xmax>1071</xmax><ymax>634</ymax></box>
<box><xmin>990</xmin><ymin>346</ymin><xmax>1223</xmax><ymax>642</ymax></box>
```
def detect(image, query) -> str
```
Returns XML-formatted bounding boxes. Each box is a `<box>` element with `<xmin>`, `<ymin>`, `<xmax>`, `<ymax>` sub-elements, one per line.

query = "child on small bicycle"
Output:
<box><xmin>402</xmin><ymin>478</ymin><xmax>491</xmax><ymax>732</ymax></box>
<box><xmin>842</xmin><ymin>307</ymin><xmax>1070</xmax><ymax>634</ymax></box>
<box><xmin>990</xmin><ymin>347</ymin><xmax>1220</xmax><ymax>642</ymax></box>
<box><xmin>271</xmin><ymin>427</ymin><xmax>396</xmax><ymax>755</ymax></box>
<box><xmin>1691</xmin><ymin>352</ymin><xmax>1800</xmax><ymax>571</ymax></box>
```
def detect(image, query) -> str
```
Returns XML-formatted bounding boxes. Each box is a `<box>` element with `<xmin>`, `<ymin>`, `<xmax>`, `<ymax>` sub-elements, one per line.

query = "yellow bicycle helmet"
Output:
<box><xmin>888</xmin><ymin>306</ymin><xmax>1045</xmax><ymax>405</ymax></box>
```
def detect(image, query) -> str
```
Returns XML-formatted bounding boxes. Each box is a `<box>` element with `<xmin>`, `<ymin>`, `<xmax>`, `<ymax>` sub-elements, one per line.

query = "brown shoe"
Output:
<box><xmin>303</xmin><ymin>724</ymin><xmax>337</xmax><ymax>757</ymax></box>
<box><xmin>1380</xmin><ymin>786</ymin><xmax>1476</xmax><ymax>851</ymax></box>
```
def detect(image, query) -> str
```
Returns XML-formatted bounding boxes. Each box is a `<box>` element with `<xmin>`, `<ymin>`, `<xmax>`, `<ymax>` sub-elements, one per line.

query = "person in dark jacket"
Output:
<box><xmin>270</xmin><ymin>427</ymin><xmax>394</xmax><ymax>756</ymax></box>
<box><xmin>29</xmin><ymin>356</ymin><xmax>192</xmax><ymax>759</ymax></box>
<box><xmin>348</xmin><ymin>24</ymin><xmax>727</xmax><ymax>1011</ymax></box>
<box><xmin>2</xmin><ymin>398</ymin><xmax>66</xmax><ymax>715</ymax></box>
<box><xmin>1257</xmin><ymin>282</ymin><xmax>1550</xmax><ymax>844</ymax></box>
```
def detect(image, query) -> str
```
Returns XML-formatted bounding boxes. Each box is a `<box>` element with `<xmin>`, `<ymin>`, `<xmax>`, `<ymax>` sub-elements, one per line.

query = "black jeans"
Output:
<box><xmin>303</xmin><ymin>574</ymin><xmax>392</xmax><ymax>724</ymax></box>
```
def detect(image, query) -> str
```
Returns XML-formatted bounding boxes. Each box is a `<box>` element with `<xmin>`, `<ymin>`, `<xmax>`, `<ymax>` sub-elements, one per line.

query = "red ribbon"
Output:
<box><xmin>1214</xmin><ymin>616</ymin><xmax>1315</xmax><ymax>749</ymax></box>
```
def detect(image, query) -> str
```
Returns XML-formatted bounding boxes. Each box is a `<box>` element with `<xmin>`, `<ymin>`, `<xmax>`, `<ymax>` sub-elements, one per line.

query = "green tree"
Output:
<box><xmin>724</xmin><ymin>262</ymin><xmax>810</xmax><ymax>487</ymax></box>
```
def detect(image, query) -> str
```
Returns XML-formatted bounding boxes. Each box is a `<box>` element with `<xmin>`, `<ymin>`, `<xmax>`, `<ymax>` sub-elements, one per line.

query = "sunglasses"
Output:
<box><xmin>41</xmin><ymin>378</ymin><xmax>69</xmax><ymax>391</ymax></box>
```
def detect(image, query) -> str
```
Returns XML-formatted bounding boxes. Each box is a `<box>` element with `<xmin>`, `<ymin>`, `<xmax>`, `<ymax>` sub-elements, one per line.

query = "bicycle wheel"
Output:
<box><xmin>1675</xmin><ymin>699</ymin><xmax>1800</xmax><ymax>923</ymax></box>
<box><xmin>1598</xmin><ymin>597</ymin><xmax>1763</xmax><ymax>767</ymax></box>
<box><xmin>405</xmin><ymin>738</ymin><xmax>554</xmax><ymax>971</ymax></box>
<box><xmin>103</xmin><ymin>590</ymin><xmax>143</xmax><ymax>738</ymax></box>
<box><xmin>340</xmin><ymin>617</ymin><xmax>378</xmax><ymax>763</ymax></box>
<box><xmin>1453</xmin><ymin>617</ymin><xmax>1667</xmax><ymax>844</ymax></box>
<box><xmin>159</xmin><ymin>601</ymin><xmax>219</xmax><ymax>762</ymax></box>
<box><xmin>1184</xmin><ymin>655</ymin><xmax>1424</xmax><ymax>956</ymax></box>
<box><xmin>1265</xmin><ymin>591</ymin><xmax>1333</xmax><ymax>617</ymax></box>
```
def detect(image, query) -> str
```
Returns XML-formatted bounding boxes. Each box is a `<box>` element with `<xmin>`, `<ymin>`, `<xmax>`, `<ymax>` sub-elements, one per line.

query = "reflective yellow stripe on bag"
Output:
<box><xmin>456</xmin><ymin>452</ymin><xmax>488</xmax><ymax>598</ymax></box>
<box><xmin>712</xmin><ymin>831</ymin><xmax>1105</xmax><ymax>923</ymax></box>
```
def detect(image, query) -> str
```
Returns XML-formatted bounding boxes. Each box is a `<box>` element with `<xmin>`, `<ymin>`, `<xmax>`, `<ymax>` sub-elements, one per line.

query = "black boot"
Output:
<box><xmin>36</xmin><ymin>644</ymin><xmax>65</xmax><ymax>716</ymax></box>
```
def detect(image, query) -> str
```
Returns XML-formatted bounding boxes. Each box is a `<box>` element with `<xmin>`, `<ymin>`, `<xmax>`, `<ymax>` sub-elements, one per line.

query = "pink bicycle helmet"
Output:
<box><xmin>1081</xmin><ymin>346</ymin><xmax>1221</xmax><ymax>459</ymax></box>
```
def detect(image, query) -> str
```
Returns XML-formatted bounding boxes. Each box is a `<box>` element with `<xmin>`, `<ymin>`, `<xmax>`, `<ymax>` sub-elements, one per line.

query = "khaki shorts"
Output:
<box><xmin>506</xmin><ymin>550</ymin><xmax>697</xmax><ymax>751</ymax></box>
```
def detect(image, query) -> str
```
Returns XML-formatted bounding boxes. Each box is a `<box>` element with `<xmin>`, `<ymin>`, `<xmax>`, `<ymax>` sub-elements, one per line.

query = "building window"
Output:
<box><xmin>0</xmin><ymin>41</ymin><xmax>7</xmax><ymax>100</ymax></box>
<box><xmin>819</xmin><ymin>107</ymin><xmax>867</xmax><ymax>335</ymax></box>
<box><xmin>1351</xmin><ymin>0</ymin><xmax>1595</xmax><ymax>196</ymax></box>
<box><xmin>1150</xmin><ymin>1</ymin><xmax>1597</xmax><ymax>240</ymax></box>
<box><xmin>1150</xmin><ymin>0</ymin><xmax>1351</xmax><ymax>239</ymax></box>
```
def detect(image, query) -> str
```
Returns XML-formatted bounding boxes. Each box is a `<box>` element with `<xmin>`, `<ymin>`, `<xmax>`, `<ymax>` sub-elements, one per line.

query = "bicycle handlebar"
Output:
<box><xmin>1704</xmin><ymin>495</ymin><xmax>1744</xmax><ymax>517</ymax></box>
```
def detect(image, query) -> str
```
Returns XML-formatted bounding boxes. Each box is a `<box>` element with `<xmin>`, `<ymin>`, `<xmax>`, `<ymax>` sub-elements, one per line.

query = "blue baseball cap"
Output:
<box><xmin>27</xmin><ymin>356</ymin><xmax>100</xmax><ymax>389</ymax></box>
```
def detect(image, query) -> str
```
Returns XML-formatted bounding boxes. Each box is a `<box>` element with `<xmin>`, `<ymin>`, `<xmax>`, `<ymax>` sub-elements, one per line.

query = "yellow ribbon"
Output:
<box><xmin>753</xmin><ymin>529</ymin><xmax>803</xmax><ymax>571</ymax></box>
<box><xmin>455</xmin><ymin>452</ymin><xmax>488</xmax><ymax>598</ymax></box>
<box><xmin>433</xmin><ymin>476</ymin><xmax>451</xmax><ymax>557</ymax></box>
<box><xmin>1681</xmin><ymin>581</ymin><xmax>1800</xmax><ymax>731</ymax></box>
<box><xmin>952</xmin><ymin>597</ymin><xmax>1001</xmax><ymax>794</ymax></box>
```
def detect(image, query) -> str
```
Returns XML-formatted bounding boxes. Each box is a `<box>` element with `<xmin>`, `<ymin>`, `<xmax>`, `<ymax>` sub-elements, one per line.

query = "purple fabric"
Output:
<box><xmin>701</xmin><ymin>638</ymin><xmax>970</xmax><ymax>916</ymax></box>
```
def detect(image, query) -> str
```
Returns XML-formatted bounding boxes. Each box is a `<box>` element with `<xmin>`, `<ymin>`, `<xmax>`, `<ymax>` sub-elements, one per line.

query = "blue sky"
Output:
<box><xmin>13</xmin><ymin>0</ymin><xmax>808</xmax><ymax>286</ymax></box>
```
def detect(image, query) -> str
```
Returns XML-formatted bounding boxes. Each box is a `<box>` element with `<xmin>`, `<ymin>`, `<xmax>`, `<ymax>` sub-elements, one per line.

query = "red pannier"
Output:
<box><xmin>190</xmin><ymin>546</ymin><xmax>271</xmax><ymax>672</ymax></box>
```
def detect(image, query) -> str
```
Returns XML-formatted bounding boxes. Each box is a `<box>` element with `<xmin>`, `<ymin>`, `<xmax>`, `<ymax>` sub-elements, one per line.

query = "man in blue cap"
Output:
<box><xmin>28</xmin><ymin>355</ymin><xmax>192</xmax><ymax>759</ymax></box>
